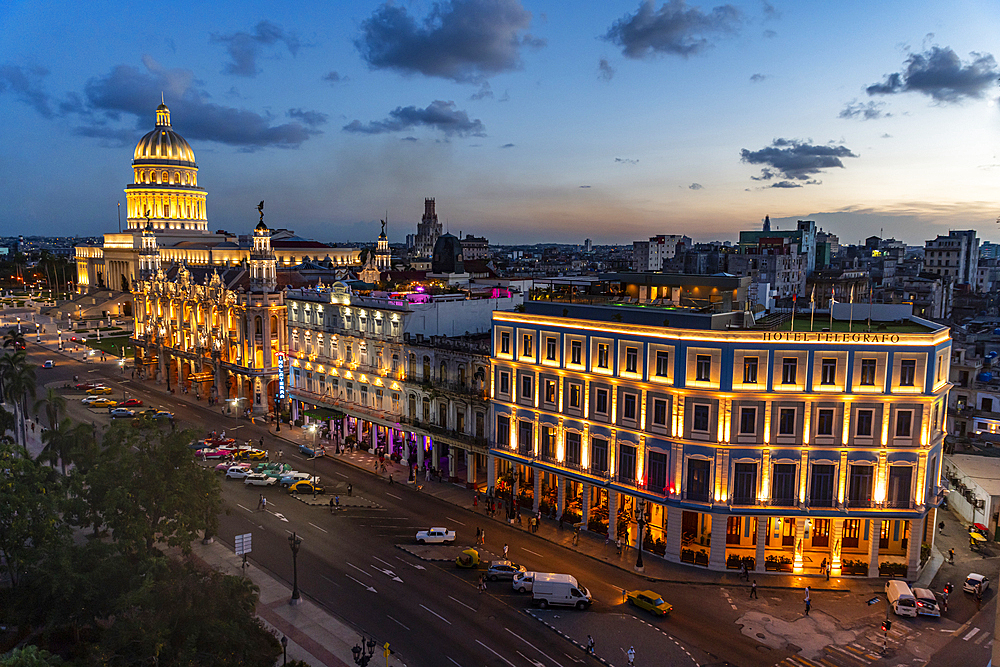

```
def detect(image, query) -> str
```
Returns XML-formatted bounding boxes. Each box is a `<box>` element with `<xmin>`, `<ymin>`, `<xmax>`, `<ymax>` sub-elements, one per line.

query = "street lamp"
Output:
<box><xmin>35</xmin><ymin>322</ymin><xmax>40</xmax><ymax>343</ymax></box>
<box><xmin>288</xmin><ymin>532</ymin><xmax>302</xmax><ymax>605</ymax></box>
<box><xmin>280</xmin><ymin>635</ymin><xmax>288</xmax><ymax>666</ymax></box>
<box><xmin>57</xmin><ymin>329</ymin><xmax>62</xmax><ymax>351</ymax></box>
<box><xmin>351</xmin><ymin>636</ymin><xmax>377</xmax><ymax>666</ymax></box>
<box><xmin>16</xmin><ymin>316</ymin><xmax>20</xmax><ymax>334</ymax></box>
<box><xmin>635</xmin><ymin>497</ymin><xmax>646</xmax><ymax>572</ymax></box>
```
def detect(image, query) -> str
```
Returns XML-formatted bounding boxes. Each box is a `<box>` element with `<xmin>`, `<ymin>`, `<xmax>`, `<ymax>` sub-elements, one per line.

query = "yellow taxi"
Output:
<box><xmin>626</xmin><ymin>590</ymin><xmax>673</xmax><ymax>616</ymax></box>
<box><xmin>86</xmin><ymin>386</ymin><xmax>113</xmax><ymax>395</ymax></box>
<box><xmin>236</xmin><ymin>449</ymin><xmax>268</xmax><ymax>461</ymax></box>
<box><xmin>288</xmin><ymin>480</ymin><xmax>325</xmax><ymax>495</ymax></box>
<box><xmin>89</xmin><ymin>397</ymin><xmax>119</xmax><ymax>408</ymax></box>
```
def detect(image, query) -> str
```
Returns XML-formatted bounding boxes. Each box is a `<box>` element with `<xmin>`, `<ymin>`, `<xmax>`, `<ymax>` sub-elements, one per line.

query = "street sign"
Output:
<box><xmin>383</xmin><ymin>643</ymin><xmax>390</xmax><ymax>658</ymax></box>
<box><xmin>235</xmin><ymin>532</ymin><xmax>252</xmax><ymax>556</ymax></box>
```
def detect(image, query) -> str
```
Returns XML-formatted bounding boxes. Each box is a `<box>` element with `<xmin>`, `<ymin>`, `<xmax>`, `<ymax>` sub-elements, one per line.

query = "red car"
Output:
<box><xmin>120</xmin><ymin>398</ymin><xmax>143</xmax><ymax>407</ymax></box>
<box><xmin>199</xmin><ymin>448</ymin><xmax>233</xmax><ymax>460</ymax></box>
<box><xmin>70</xmin><ymin>336</ymin><xmax>83</xmax><ymax>343</ymax></box>
<box><xmin>75</xmin><ymin>381</ymin><xmax>104</xmax><ymax>391</ymax></box>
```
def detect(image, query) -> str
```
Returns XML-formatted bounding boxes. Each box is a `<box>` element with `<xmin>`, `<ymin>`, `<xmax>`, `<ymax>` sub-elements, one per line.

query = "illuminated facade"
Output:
<box><xmin>75</xmin><ymin>102</ymin><xmax>361</xmax><ymax>293</ymax></box>
<box><xmin>489</xmin><ymin>301</ymin><xmax>951</xmax><ymax>577</ymax></box>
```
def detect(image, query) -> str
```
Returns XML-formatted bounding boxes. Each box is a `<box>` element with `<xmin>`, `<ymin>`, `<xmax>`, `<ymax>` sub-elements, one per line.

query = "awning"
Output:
<box><xmin>974</xmin><ymin>523</ymin><xmax>989</xmax><ymax>533</ymax></box>
<box><xmin>303</xmin><ymin>407</ymin><xmax>345</xmax><ymax>421</ymax></box>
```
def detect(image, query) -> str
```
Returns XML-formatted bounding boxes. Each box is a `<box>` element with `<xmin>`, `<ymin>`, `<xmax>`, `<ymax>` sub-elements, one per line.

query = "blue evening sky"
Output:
<box><xmin>1</xmin><ymin>0</ymin><xmax>998</xmax><ymax>245</ymax></box>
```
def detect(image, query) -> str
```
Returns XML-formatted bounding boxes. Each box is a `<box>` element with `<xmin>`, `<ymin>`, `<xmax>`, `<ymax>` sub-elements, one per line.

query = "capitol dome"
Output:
<box><xmin>432</xmin><ymin>233</ymin><xmax>464</xmax><ymax>275</ymax></box>
<box><xmin>133</xmin><ymin>103</ymin><xmax>196</xmax><ymax>165</ymax></box>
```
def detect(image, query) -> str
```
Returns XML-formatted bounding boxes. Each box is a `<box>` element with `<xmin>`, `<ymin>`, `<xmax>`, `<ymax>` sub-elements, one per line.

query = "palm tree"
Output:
<box><xmin>34</xmin><ymin>387</ymin><xmax>67</xmax><ymax>431</ymax></box>
<box><xmin>2</xmin><ymin>327</ymin><xmax>26</xmax><ymax>350</ymax></box>
<box><xmin>0</xmin><ymin>350</ymin><xmax>36</xmax><ymax>447</ymax></box>
<box><xmin>39</xmin><ymin>417</ymin><xmax>90</xmax><ymax>475</ymax></box>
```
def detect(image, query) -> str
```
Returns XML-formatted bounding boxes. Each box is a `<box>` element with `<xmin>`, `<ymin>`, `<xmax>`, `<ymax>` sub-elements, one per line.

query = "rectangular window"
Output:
<box><xmin>499</xmin><ymin>371</ymin><xmax>510</xmax><ymax>395</ymax></box>
<box><xmin>781</xmin><ymin>357</ymin><xmax>797</xmax><ymax>385</ymax></box>
<box><xmin>821</xmin><ymin>358</ymin><xmax>837</xmax><ymax>385</ymax></box>
<box><xmin>692</xmin><ymin>404</ymin><xmax>710</xmax><ymax>432</ymax></box>
<box><xmin>696</xmin><ymin>354</ymin><xmax>711</xmax><ymax>382</ymax></box>
<box><xmin>623</xmin><ymin>393</ymin><xmax>637</xmax><ymax>421</ymax></box>
<box><xmin>655</xmin><ymin>351</ymin><xmax>670</xmax><ymax>377</ymax></box>
<box><xmin>625</xmin><ymin>347</ymin><xmax>638</xmax><ymax>373</ymax></box>
<box><xmin>520</xmin><ymin>375</ymin><xmax>533</xmax><ymax>400</ymax></box>
<box><xmin>848</xmin><ymin>465</ymin><xmax>874</xmax><ymax>506</ymax></box>
<box><xmin>591</xmin><ymin>438</ymin><xmax>609</xmax><ymax>474</ymax></box>
<box><xmin>571</xmin><ymin>340</ymin><xmax>582</xmax><ymax>365</ymax></box>
<box><xmin>843</xmin><ymin>520</ymin><xmax>861</xmax><ymax>548</ymax></box>
<box><xmin>542</xmin><ymin>427</ymin><xmax>556</xmax><ymax>459</ymax></box>
<box><xmin>817</xmin><ymin>409</ymin><xmax>835</xmax><ymax>436</ymax></box>
<box><xmin>778</xmin><ymin>408</ymin><xmax>796</xmax><ymax>436</ymax></box>
<box><xmin>772</xmin><ymin>464</ymin><xmax>796</xmax><ymax>505</ymax></box>
<box><xmin>595</xmin><ymin>388</ymin><xmax>609</xmax><ymax>415</ymax></box>
<box><xmin>887</xmin><ymin>466</ymin><xmax>912</xmax><ymax>507</ymax></box>
<box><xmin>546</xmin><ymin>337</ymin><xmax>557</xmax><ymax>361</ymax></box>
<box><xmin>522</xmin><ymin>334</ymin><xmax>533</xmax><ymax>357</ymax></box>
<box><xmin>860</xmin><ymin>358</ymin><xmax>877</xmax><ymax>385</ymax></box>
<box><xmin>739</xmin><ymin>407</ymin><xmax>756</xmax><ymax>435</ymax></box>
<box><xmin>895</xmin><ymin>410</ymin><xmax>912</xmax><ymax>437</ymax></box>
<box><xmin>647</xmin><ymin>451</ymin><xmax>668</xmax><ymax>493</ymax></box>
<box><xmin>856</xmin><ymin>409</ymin><xmax>873</xmax><ymax>437</ymax></box>
<box><xmin>743</xmin><ymin>356</ymin><xmax>759</xmax><ymax>384</ymax></box>
<box><xmin>569</xmin><ymin>383</ymin><xmax>582</xmax><ymax>409</ymax></box>
<box><xmin>652</xmin><ymin>399</ymin><xmax>667</xmax><ymax>426</ymax></box>
<box><xmin>565</xmin><ymin>432</ymin><xmax>581</xmax><ymax>466</ymax></box>
<box><xmin>597</xmin><ymin>343</ymin><xmax>609</xmax><ymax>369</ymax></box>
<box><xmin>544</xmin><ymin>380</ymin><xmax>556</xmax><ymax>404</ymax></box>
<box><xmin>900</xmin><ymin>359</ymin><xmax>916</xmax><ymax>386</ymax></box>
<box><xmin>496</xmin><ymin>416</ymin><xmax>510</xmax><ymax>446</ymax></box>
<box><xmin>518</xmin><ymin>421</ymin><xmax>533</xmax><ymax>455</ymax></box>
<box><xmin>810</xmin><ymin>464</ymin><xmax>835</xmax><ymax>507</ymax></box>
<box><xmin>983</xmin><ymin>397</ymin><xmax>994</xmax><ymax>412</ymax></box>
<box><xmin>618</xmin><ymin>444</ymin><xmax>636</xmax><ymax>482</ymax></box>
<box><xmin>812</xmin><ymin>518</ymin><xmax>831</xmax><ymax>547</ymax></box>
<box><xmin>500</xmin><ymin>331</ymin><xmax>510</xmax><ymax>354</ymax></box>
<box><xmin>686</xmin><ymin>459</ymin><xmax>711</xmax><ymax>501</ymax></box>
<box><xmin>733</xmin><ymin>462</ymin><xmax>757</xmax><ymax>504</ymax></box>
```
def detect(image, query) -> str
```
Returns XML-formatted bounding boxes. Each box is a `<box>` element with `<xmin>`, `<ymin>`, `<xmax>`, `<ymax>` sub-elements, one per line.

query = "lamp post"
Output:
<box><xmin>16</xmin><ymin>316</ymin><xmax>20</xmax><ymax>334</ymax></box>
<box><xmin>57</xmin><ymin>329</ymin><xmax>62</xmax><ymax>351</ymax></box>
<box><xmin>275</xmin><ymin>391</ymin><xmax>281</xmax><ymax>432</ymax></box>
<box><xmin>635</xmin><ymin>497</ymin><xmax>646</xmax><ymax>572</ymax></box>
<box><xmin>35</xmin><ymin>322</ymin><xmax>40</xmax><ymax>343</ymax></box>
<box><xmin>280</xmin><ymin>635</ymin><xmax>288</xmax><ymax>666</ymax></box>
<box><xmin>288</xmin><ymin>532</ymin><xmax>302</xmax><ymax>605</ymax></box>
<box><xmin>351</xmin><ymin>636</ymin><xmax>377</xmax><ymax>666</ymax></box>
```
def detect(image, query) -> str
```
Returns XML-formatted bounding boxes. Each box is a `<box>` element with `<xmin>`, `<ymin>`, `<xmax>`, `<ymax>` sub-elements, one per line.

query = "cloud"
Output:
<box><xmin>689</xmin><ymin>182</ymin><xmax>703</xmax><ymax>189</ymax></box>
<box><xmin>470</xmin><ymin>82</ymin><xmax>494</xmax><ymax>100</ymax></box>
<box><xmin>401</xmin><ymin>136</ymin><xmax>419</xmax><ymax>142</ymax></box>
<box><xmin>355</xmin><ymin>0</ymin><xmax>544</xmax><ymax>83</ymax></box>
<box><xmin>881</xmin><ymin>133</ymin><xmax>892</xmax><ymax>139</ymax></box>
<box><xmin>500</xmin><ymin>143</ymin><xmax>515</xmax><ymax>148</ymax></box>
<box><xmin>323</xmin><ymin>71</ymin><xmax>347</xmax><ymax>84</ymax></box>
<box><xmin>615</xmin><ymin>157</ymin><xmax>639</xmax><ymax>164</ymax></box>
<box><xmin>838</xmin><ymin>100</ymin><xmax>890</xmax><ymax>120</ymax></box>
<box><xmin>71</xmin><ymin>56</ymin><xmax>323</xmax><ymax>149</ymax></box>
<box><xmin>0</xmin><ymin>64</ymin><xmax>55</xmax><ymax>118</ymax></box>
<box><xmin>288</xmin><ymin>108</ymin><xmax>328</xmax><ymax>127</ymax></box>
<box><xmin>598</xmin><ymin>58</ymin><xmax>615</xmax><ymax>81</ymax></box>
<box><xmin>211</xmin><ymin>20</ymin><xmax>300</xmax><ymax>77</ymax></box>
<box><xmin>866</xmin><ymin>46</ymin><xmax>999</xmax><ymax>103</ymax></box>
<box><xmin>740</xmin><ymin>138</ymin><xmax>857</xmax><ymax>183</ymax></box>
<box><xmin>749</xmin><ymin>73</ymin><xmax>766</xmax><ymax>82</ymax></box>
<box><xmin>579</xmin><ymin>185</ymin><xmax>592</xmax><ymax>188</ymax></box>
<box><xmin>343</xmin><ymin>100</ymin><xmax>486</xmax><ymax>137</ymax></box>
<box><xmin>605</xmin><ymin>0</ymin><xmax>742</xmax><ymax>59</ymax></box>
<box><xmin>761</xmin><ymin>1</ymin><xmax>779</xmax><ymax>19</ymax></box>
<box><xmin>762</xmin><ymin>29</ymin><xmax>777</xmax><ymax>38</ymax></box>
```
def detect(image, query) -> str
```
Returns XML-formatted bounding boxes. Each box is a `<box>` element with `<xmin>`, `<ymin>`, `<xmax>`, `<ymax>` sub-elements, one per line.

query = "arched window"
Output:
<box><xmin>270</xmin><ymin>315</ymin><xmax>278</xmax><ymax>338</ymax></box>
<box><xmin>255</xmin><ymin>316</ymin><xmax>263</xmax><ymax>336</ymax></box>
<box><xmin>161</xmin><ymin>170</ymin><xmax>168</xmax><ymax>183</ymax></box>
<box><xmin>440</xmin><ymin>361</ymin><xmax>447</xmax><ymax>383</ymax></box>
<box><xmin>422</xmin><ymin>356</ymin><xmax>431</xmax><ymax>381</ymax></box>
<box><xmin>458</xmin><ymin>365</ymin><xmax>467</xmax><ymax>386</ymax></box>
<box><xmin>173</xmin><ymin>172</ymin><xmax>180</xmax><ymax>184</ymax></box>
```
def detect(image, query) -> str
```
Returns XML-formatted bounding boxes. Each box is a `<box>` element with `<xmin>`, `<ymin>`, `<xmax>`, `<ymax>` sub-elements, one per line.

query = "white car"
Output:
<box><xmin>110</xmin><ymin>408</ymin><xmax>135</xmax><ymax>418</ymax></box>
<box><xmin>42</xmin><ymin>360</ymin><xmax>54</xmax><ymax>368</ymax></box>
<box><xmin>81</xmin><ymin>395</ymin><xmax>107</xmax><ymax>405</ymax></box>
<box><xmin>225</xmin><ymin>466</ymin><xmax>254</xmax><ymax>480</ymax></box>
<box><xmin>278</xmin><ymin>471</ymin><xmax>313</xmax><ymax>488</ymax></box>
<box><xmin>244</xmin><ymin>473</ymin><xmax>278</xmax><ymax>486</ymax></box>
<box><xmin>965</xmin><ymin>573</ymin><xmax>990</xmax><ymax>594</ymax></box>
<box><xmin>415</xmin><ymin>527</ymin><xmax>456</xmax><ymax>544</ymax></box>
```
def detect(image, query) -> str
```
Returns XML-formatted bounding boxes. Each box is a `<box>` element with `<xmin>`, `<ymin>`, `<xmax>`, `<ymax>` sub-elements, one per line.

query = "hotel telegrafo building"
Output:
<box><xmin>488</xmin><ymin>274</ymin><xmax>950</xmax><ymax>577</ymax></box>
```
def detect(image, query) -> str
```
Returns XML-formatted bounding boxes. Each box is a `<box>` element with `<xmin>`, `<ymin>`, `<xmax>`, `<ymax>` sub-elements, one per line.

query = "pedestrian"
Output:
<box><xmin>474</xmin><ymin>493</ymin><xmax>479</xmax><ymax>509</ymax></box>
<box><xmin>573</xmin><ymin>527</ymin><xmax>580</xmax><ymax>546</ymax></box>
<box><xmin>476</xmin><ymin>527</ymin><xmax>481</xmax><ymax>544</ymax></box>
<box><xmin>616</xmin><ymin>537</ymin><xmax>623</xmax><ymax>556</ymax></box>
<box><xmin>804</xmin><ymin>586</ymin><xmax>811</xmax><ymax>615</ymax></box>
<box><xmin>278</xmin><ymin>449</ymin><xmax>283</xmax><ymax>461</ymax></box>
<box><xmin>942</xmin><ymin>587</ymin><xmax>949</xmax><ymax>612</ymax></box>
<box><xmin>825</xmin><ymin>561</ymin><xmax>831</xmax><ymax>581</ymax></box>
<box><xmin>389</xmin><ymin>474</ymin><xmax>393</xmax><ymax>485</ymax></box>
<box><xmin>586</xmin><ymin>635</ymin><xmax>595</xmax><ymax>655</ymax></box>
<box><xmin>750</xmin><ymin>580</ymin><xmax>758</xmax><ymax>599</ymax></box>
<box><xmin>481</xmin><ymin>528</ymin><xmax>486</xmax><ymax>546</ymax></box>
<box><xmin>257</xmin><ymin>494</ymin><xmax>264</xmax><ymax>511</ymax></box>
<box><xmin>741</xmin><ymin>562</ymin><xmax>748</xmax><ymax>581</ymax></box>
<box><xmin>335</xmin><ymin>494</ymin><xmax>340</xmax><ymax>508</ymax></box>
<box><xmin>976</xmin><ymin>582</ymin><xmax>983</xmax><ymax>610</ymax></box>
<box><xmin>948</xmin><ymin>548</ymin><xmax>955</xmax><ymax>564</ymax></box>
<box><xmin>503</xmin><ymin>543</ymin><xmax>509</xmax><ymax>559</ymax></box>
<box><xmin>261</xmin><ymin>496</ymin><xmax>267</xmax><ymax>512</ymax></box>
<box><xmin>329</xmin><ymin>497</ymin><xmax>335</xmax><ymax>514</ymax></box>
<box><xmin>627</xmin><ymin>646</ymin><xmax>635</xmax><ymax>666</ymax></box>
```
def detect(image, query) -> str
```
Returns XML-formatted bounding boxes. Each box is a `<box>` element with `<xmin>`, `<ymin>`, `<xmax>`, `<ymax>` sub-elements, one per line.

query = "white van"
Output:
<box><xmin>531</xmin><ymin>573</ymin><xmax>592</xmax><ymax>609</ymax></box>
<box><xmin>513</xmin><ymin>571</ymin><xmax>535</xmax><ymax>593</ymax></box>
<box><xmin>885</xmin><ymin>579</ymin><xmax>917</xmax><ymax>617</ymax></box>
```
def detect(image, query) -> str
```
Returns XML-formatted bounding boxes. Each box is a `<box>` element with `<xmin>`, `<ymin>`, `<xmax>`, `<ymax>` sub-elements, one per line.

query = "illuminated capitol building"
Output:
<box><xmin>489</xmin><ymin>274</ymin><xmax>950</xmax><ymax>577</ymax></box>
<box><xmin>74</xmin><ymin>102</ymin><xmax>361</xmax><ymax>293</ymax></box>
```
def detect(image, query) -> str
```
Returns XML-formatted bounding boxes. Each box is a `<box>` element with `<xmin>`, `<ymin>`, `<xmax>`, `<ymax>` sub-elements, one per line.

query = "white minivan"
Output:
<box><xmin>886</xmin><ymin>579</ymin><xmax>918</xmax><ymax>617</ymax></box>
<box><xmin>513</xmin><ymin>571</ymin><xmax>535</xmax><ymax>593</ymax></box>
<box><xmin>531</xmin><ymin>573</ymin><xmax>592</xmax><ymax>609</ymax></box>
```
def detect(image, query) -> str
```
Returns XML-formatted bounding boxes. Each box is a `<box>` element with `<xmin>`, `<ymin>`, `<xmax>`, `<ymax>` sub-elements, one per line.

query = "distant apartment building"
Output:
<box><xmin>730</xmin><ymin>238</ymin><xmax>809</xmax><ymax>299</ymax></box>
<box><xmin>981</xmin><ymin>241</ymin><xmax>1000</xmax><ymax>261</ymax></box>
<box><xmin>460</xmin><ymin>234</ymin><xmax>490</xmax><ymax>261</ymax></box>
<box><xmin>924</xmin><ymin>230</ymin><xmax>979</xmax><ymax>288</ymax></box>
<box><xmin>632</xmin><ymin>235</ymin><xmax>692</xmax><ymax>272</ymax></box>
<box><xmin>739</xmin><ymin>220</ymin><xmax>817</xmax><ymax>275</ymax></box>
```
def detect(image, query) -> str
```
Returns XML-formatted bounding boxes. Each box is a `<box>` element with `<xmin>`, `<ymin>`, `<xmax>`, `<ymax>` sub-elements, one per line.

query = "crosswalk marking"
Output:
<box><xmin>974</xmin><ymin>631</ymin><xmax>991</xmax><ymax>645</ymax></box>
<box><xmin>964</xmin><ymin>628</ymin><xmax>981</xmax><ymax>641</ymax></box>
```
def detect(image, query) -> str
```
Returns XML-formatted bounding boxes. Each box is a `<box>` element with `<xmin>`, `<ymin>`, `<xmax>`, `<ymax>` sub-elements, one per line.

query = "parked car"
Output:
<box><xmin>215</xmin><ymin>461</ymin><xmax>250</xmax><ymax>473</ymax></box>
<box><xmin>256</xmin><ymin>462</ymin><xmax>292</xmax><ymax>474</ymax></box>
<box><xmin>299</xmin><ymin>443</ymin><xmax>320</xmax><ymax>457</ymax></box>
<box><xmin>110</xmin><ymin>408</ymin><xmax>135</xmax><ymax>418</ymax></box>
<box><xmin>235</xmin><ymin>449</ymin><xmax>267</xmax><ymax>461</ymax></box>
<box><xmin>75</xmin><ymin>380</ymin><xmax>103</xmax><ymax>390</ymax></box>
<box><xmin>42</xmin><ymin>360</ymin><xmax>54</xmax><ymax>368</ymax></box>
<box><xmin>87</xmin><ymin>386</ymin><xmax>113</xmax><ymax>395</ymax></box>
<box><xmin>200</xmin><ymin>448</ymin><xmax>232</xmax><ymax>460</ymax></box>
<box><xmin>627</xmin><ymin>590</ymin><xmax>673</xmax><ymax>616</ymax></box>
<box><xmin>152</xmin><ymin>410</ymin><xmax>173</xmax><ymax>420</ymax></box>
<box><xmin>278</xmin><ymin>471</ymin><xmax>313</xmax><ymax>487</ymax></box>
<box><xmin>81</xmin><ymin>395</ymin><xmax>106</xmax><ymax>405</ymax></box>
<box><xmin>513</xmin><ymin>571</ymin><xmax>535</xmax><ymax>593</ymax></box>
<box><xmin>244</xmin><ymin>473</ymin><xmax>278</xmax><ymax>487</ymax></box>
<box><xmin>415</xmin><ymin>528</ymin><xmax>456</xmax><ymax>544</ymax></box>
<box><xmin>69</xmin><ymin>336</ymin><xmax>83</xmax><ymax>343</ymax></box>
<box><xmin>288</xmin><ymin>480</ymin><xmax>324</xmax><ymax>494</ymax></box>
<box><xmin>86</xmin><ymin>397</ymin><xmax>118</xmax><ymax>407</ymax></box>
<box><xmin>912</xmin><ymin>588</ymin><xmax>941</xmax><ymax>617</ymax></box>
<box><xmin>120</xmin><ymin>398</ymin><xmax>143</xmax><ymax>407</ymax></box>
<box><xmin>964</xmin><ymin>573</ymin><xmax>990</xmax><ymax>594</ymax></box>
<box><xmin>532</xmin><ymin>573</ymin><xmax>592</xmax><ymax>610</ymax></box>
<box><xmin>225</xmin><ymin>466</ymin><xmax>255</xmax><ymax>480</ymax></box>
<box><xmin>886</xmin><ymin>580</ymin><xmax>918</xmax><ymax>617</ymax></box>
<box><xmin>487</xmin><ymin>560</ymin><xmax>526</xmax><ymax>581</ymax></box>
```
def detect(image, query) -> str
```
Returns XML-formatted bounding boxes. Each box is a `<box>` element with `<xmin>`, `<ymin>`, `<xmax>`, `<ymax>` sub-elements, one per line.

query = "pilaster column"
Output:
<box><xmin>665</xmin><ymin>506</ymin><xmax>684</xmax><ymax>563</ymax></box>
<box><xmin>417</xmin><ymin>436</ymin><xmax>425</xmax><ymax>468</ymax></box>
<box><xmin>581</xmin><ymin>484</ymin><xmax>590</xmax><ymax>527</ymax></box>
<box><xmin>487</xmin><ymin>454</ymin><xmax>496</xmax><ymax>493</ymax></box>
<box><xmin>793</xmin><ymin>516</ymin><xmax>807</xmax><ymax>573</ymax></box>
<box><xmin>906</xmin><ymin>520</ymin><xmax>922</xmax><ymax>579</ymax></box>
<box><xmin>709</xmin><ymin>513</ymin><xmax>727</xmax><ymax>571</ymax></box>
<box><xmin>466</xmin><ymin>451</ymin><xmax>477</xmax><ymax>488</ymax></box>
<box><xmin>533</xmin><ymin>469</ymin><xmax>542</xmax><ymax>513</ymax></box>
<box><xmin>755</xmin><ymin>517</ymin><xmax>767</xmax><ymax>572</ymax></box>
<box><xmin>556</xmin><ymin>474</ymin><xmax>565</xmax><ymax>519</ymax></box>
<box><xmin>432</xmin><ymin>439</ymin><xmax>440</xmax><ymax>471</ymax></box>
<box><xmin>449</xmin><ymin>449</ymin><xmax>458</xmax><ymax>481</ymax></box>
<box><xmin>867</xmin><ymin>520</ymin><xmax>881</xmax><ymax>578</ymax></box>
<box><xmin>607</xmin><ymin>491</ymin><xmax>619</xmax><ymax>539</ymax></box>
<box><xmin>830</xmin><ymin>519</ymin><xmax>844</xmax><ymax>576</ymax></box>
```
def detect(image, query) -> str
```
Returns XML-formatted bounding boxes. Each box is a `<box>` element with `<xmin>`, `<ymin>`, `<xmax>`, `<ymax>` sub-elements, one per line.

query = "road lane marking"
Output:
<box><xmin>308</xmin><ymin>522</ymin><xmax>329</xmax><ymax>533</ymax></box>
<box><xmin>346</xmin><ymin>574</ymin><xmax>377</xmax><ymax>592</ymax></box>
<box><xmin>505</xmin><ymin>627</ymin><xmax>565</xmax><ymax>667</ymax></box>
<box><xmin>446</xmin><ymin>516</ymin><xmax>466</xmax><ymax>525</ymax></box>
<box><xmin>449</xmin><ymin>595</ymin><xmax>477</xmax><ymax>612</ymax></box>
<box><xmin>347</xmin><ymin>562</ymin><xmax>372</xmax><ymax>577</ymax></box>
<box><xmin>320</xmin><ymin>574</ymin><xmax>341</xmax><ymax>587</ymax></box>
<box><xmin>335</xmin><ymin>472</ymin><xmax>349</xmax><ymax>478</ymax></box>
<box><xmin>476</xmin><ymin>640</ymin><xmax>516</xmax><ymax>667</ymax></box>
<box><xmin>964</xmin><ymin>628</ymin><xmax>981</xmax><ymax>641</ymax></box>
<box><xmin>386</xmin><ymin>614</ymin><xmax>410</xmax><ymax>631</ymax></box>
<box><xmin>386</xmin><ymin>492</ymin><xmax>402</xmax><ymax>499</ymax></box>
<box><xmin>975</xmin><ymin>631</ymin><xmax>990</xmax><ymax>645</ymax></box>
<box><xmin>420</xmin><ymin>603</ymin><xmax>452</xmax><ymax>625</ymax></box>
<box><xmin>373</xmin><ymin>556</ymin><xmax>394</xmax><ymax>566</ymax></box>
<box><xmin>237</xmin><ymin>504</ymin><xmax>252</xmax><ymax>512</ymax></box>
<box><xmin>521</xmin><ymin>547</ymin><xmax>544</xmax><ymax>557</ymax></box>
<box><xmin>446</xmin><ymin>658</ymin><xmax>463</xmax><ymax>667</ymax></box>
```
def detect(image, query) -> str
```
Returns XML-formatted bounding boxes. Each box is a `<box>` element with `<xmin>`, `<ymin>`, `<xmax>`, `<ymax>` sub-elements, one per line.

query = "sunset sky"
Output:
<box><xmin>2</xmin><ymin>0</ymin><xmax>998</xmax><ymax>246</ymax></box>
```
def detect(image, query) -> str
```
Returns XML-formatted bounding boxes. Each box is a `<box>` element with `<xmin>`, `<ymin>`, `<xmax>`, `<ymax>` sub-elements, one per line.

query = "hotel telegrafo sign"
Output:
<box><xmin>761</xmin><ymin>331</ymin><xmax>901</xmax><ymax>344</ymax></box>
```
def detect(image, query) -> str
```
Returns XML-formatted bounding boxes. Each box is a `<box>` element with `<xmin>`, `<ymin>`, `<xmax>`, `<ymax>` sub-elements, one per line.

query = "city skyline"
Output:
<box><xmin>2</xmin><ymin>0</ymin><xmax>998</xmax><ymax>245</ymax></box>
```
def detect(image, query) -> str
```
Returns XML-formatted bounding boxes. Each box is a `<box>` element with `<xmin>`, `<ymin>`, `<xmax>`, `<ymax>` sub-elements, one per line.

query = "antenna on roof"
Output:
<box><xmin>161</xmin><ymin>91</ymin><xmax>164</xmax><ymax>105</ymax></box>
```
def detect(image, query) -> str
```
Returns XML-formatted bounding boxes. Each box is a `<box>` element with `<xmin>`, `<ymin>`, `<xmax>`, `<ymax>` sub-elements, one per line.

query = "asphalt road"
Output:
<box><xmin>26</xmin><ymin>341</ymin><xmax>802</xmax><ymax>667</ymax></box>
